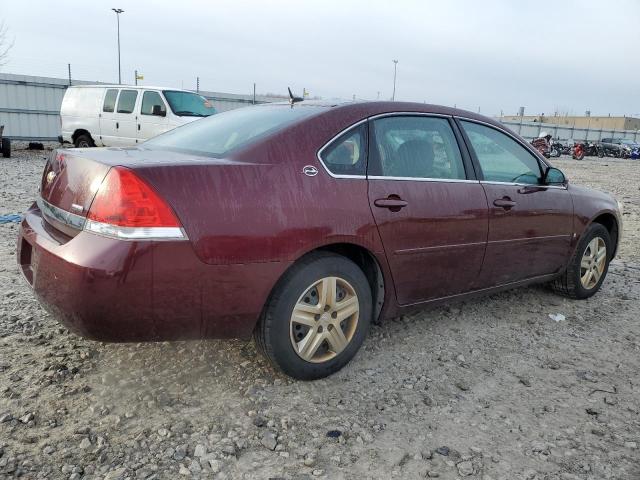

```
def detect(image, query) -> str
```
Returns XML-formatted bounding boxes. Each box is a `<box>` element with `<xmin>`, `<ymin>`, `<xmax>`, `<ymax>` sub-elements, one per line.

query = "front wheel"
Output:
<box><xmin>551</xmin><ymin>223</ymin><xmax>612</xmax><ymax>299</ymax></box>
<box><xmin>254</xmin><ymin>252</ymin><xmax>372</xmax><ymax>380</ymax></box>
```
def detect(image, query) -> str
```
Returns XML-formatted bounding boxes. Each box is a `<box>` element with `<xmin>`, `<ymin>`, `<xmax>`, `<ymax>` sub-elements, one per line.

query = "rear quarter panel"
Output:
<box><xmin>135</xmin><ymin>107</ymin><xmax>386</xmax><ymax>265</ymax></box>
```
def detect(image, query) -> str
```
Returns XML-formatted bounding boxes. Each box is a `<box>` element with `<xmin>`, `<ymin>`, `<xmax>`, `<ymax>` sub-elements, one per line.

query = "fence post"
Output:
<box><xmin>68</xmin><ymin>64</ymin><xmax>72</xmax><ymax>86</ymax></box>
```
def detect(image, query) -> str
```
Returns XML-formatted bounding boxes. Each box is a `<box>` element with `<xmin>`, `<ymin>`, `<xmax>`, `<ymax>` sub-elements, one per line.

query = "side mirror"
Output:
<box><xmin>152</xmin><ymin>105</ymin><xmax>166</xmax><ymax>117</ymax></box>
<box><xmin>543</xmin><ymin>166</ymin><xmax>567</xmax><ymax>185</ymax></box>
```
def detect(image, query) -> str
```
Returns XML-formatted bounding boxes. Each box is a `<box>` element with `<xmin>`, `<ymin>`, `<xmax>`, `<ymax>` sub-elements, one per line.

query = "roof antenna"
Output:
<box><xmin>288</xmin><ymin>87</ymin><xmax>304</xmax><ymax>107</ymax></box>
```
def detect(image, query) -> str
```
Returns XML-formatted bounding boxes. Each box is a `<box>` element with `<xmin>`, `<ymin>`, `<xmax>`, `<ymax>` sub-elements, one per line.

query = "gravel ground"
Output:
<box><xmin>1</xmin><ymin>147</ymin><xmax>639</xmax><ymax>480</ymax></box>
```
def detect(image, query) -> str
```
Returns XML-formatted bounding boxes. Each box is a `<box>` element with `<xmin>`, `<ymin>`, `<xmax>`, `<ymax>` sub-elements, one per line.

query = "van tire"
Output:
<box><xmin>74</xmin><ymin>134</ymin><xmax>94</xmax><ymax>148</ymax></box>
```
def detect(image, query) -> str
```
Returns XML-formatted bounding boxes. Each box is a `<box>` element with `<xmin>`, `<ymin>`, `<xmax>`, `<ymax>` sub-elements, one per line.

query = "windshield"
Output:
<box><xmin>162</xmin><ymin>90</ymin><xmax>217</xmax><ymax>117</ymax></box>
<box><xmin>144</xmin><ymin>104</ymin><xmax>324</xmax><ymax>157</ymax></box>
<box><xmin>621</xmin><ymin>139</ymin><xmax>638</xmax><ymax>145</ymax></box>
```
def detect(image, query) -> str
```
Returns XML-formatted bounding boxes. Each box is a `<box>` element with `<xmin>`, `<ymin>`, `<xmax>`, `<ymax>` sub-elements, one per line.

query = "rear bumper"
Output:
<box><xmin>17</xmin><ymin>205</ymin><xmax>291</xmax><ymax>342</ymax></box>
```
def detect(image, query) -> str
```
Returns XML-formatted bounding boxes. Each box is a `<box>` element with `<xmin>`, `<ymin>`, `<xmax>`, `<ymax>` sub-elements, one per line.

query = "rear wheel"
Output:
<box><xmin>551</xmin><ymin>223</ymin><xmax>611</xmax><ymax>299</ymax></box>
<box><xmin>74</xmin><ymin>134</ymin><xmax>94</xmax><ymax>148</ymax></box>
<box><xmin>254</xmin><ymin>252</ymin><xmax>372</xmax><ymax>380</ymax></box>
<box><xmin>1</xmin><ymin>137</ymin><xmax>10</xmax><ymax>158</ymax></box>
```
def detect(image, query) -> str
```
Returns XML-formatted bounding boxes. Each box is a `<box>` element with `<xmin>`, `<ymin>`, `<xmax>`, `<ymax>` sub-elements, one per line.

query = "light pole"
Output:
<box><xmin>112</xmin><ymin>8</ymin><xmax>124</xmax><ymax>84</ymax></box>
<box><xmin>392</xmin><ymin>59</ymin><xmax>398</xmax><ymax>101</ymax></box>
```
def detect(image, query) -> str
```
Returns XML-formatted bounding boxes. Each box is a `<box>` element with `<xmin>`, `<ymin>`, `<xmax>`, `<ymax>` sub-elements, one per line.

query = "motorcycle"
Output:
<box><xmin>531</xmin><ymin>137</ymin><xmax>560</xmax><ymax>158</ymax></box>
<box><xmin>550</xmin><ymin>141</ymin><xmax>565</xmax><ymax>157</ymax></box>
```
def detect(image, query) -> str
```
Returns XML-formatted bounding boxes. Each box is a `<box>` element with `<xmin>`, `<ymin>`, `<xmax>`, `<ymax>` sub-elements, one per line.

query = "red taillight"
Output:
<box><xmin>87</xmin><ymin>167</ymin><xmax>180</xmax><ymax>228</ymax></box>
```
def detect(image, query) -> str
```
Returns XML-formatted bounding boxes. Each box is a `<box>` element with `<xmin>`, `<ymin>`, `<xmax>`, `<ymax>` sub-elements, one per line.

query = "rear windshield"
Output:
<box><xmin>144</xmin><ymin>105</ymin><xmax>323</xmax><ymax>157</ymax></box>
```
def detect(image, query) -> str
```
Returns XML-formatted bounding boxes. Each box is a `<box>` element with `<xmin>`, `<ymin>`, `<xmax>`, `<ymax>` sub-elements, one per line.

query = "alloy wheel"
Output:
<box><xmin>580</xmin><ymin>237</ymin><xmax>607</xmax><ymax>289</ymax></box>
<box><xmin>289</xmin><ymin>276</ymin><xmax>359</xmax><ymax>363</ymax></box>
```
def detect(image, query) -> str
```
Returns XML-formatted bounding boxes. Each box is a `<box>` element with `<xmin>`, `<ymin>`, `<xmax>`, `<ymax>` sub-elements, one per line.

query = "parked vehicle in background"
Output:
<box><xmin>0</xmin><ymin>125</ymin><xmax>10</xmax><ymax>158</ymax></box>
<box><xmin>531</xmin><ymin>132</ymin><xmax>560</xmax><ymax>158</ymax></box>
<box><xmin>598</xmin><ymin>138</ymin><xmax>640</xmax><ymax>158</ymax></box>
<box><xmin>573</xmin><ymin>141</ymin><xmax>586</xmax><ymax>160</ymax></box>
<box><xmin>59</xmin><ymin>85</ymin><xmax>216</xmax><ymax>148</ymax></box>
<box><xmin>551</xmin><ymin>140</ymin><xmax>566</xmax><ymax>156</ymax></box>
<box><xmin>18</xmin><ymin>101</ymin><xmax>622</xmax><ymax>379</ymax></box>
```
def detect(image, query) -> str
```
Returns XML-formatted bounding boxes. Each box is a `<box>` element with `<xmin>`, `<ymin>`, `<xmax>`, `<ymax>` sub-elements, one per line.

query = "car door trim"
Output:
<box><xmin>369</xmin><ymin>175</ymin><xmax>479</xmax><ymax>184</ymax></box>
<box><xmin>480</xmin><ymin>180</ymin><xmax>568</xmax><ymax>190</ymax></box>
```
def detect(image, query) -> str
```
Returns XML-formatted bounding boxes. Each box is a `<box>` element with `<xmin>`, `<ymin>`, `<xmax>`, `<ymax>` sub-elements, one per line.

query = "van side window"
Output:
<box><xmin>141</xmin><ymin>91</ymin><xmax>167</xmax><ymax>116</ymax></box>
<box><xmin>117</xmin><ymin>90</ymin><xmax>138</xmax><ymax>114</ymax></box>
<box><xmin>103</xmin><ymin>89</ymin><xmax>118</xmax><ymax>113</ymax></box>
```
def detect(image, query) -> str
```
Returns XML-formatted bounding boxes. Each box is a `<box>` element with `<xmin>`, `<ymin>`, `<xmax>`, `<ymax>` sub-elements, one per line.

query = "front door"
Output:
<box><xmin>138</xmin><ymin>90</ymin><xmax>169</xmax><ymax>141</ymax></box>
<box><xmin>458</xmin><ymin>120</ymin><xmax>573</xmax><ymax>287</ymax></box>
<box><xmin>367</xmin><ymin>115</ymin><xmax>489</xmax><ymax>305</ymax></box>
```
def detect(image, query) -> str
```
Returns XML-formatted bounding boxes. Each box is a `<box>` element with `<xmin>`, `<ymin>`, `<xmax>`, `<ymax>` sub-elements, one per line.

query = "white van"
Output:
<box><xmin>59</xmin><ymin>85</ymin><xmax>216</xmax><ymax>147</ymax></box>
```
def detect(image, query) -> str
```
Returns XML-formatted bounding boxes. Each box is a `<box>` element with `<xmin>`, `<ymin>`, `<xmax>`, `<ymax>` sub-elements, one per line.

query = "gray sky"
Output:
<box><xmin>2</xmin><ymin>0</ymin><xmax>639</xmax><ymax>116</ymax></box>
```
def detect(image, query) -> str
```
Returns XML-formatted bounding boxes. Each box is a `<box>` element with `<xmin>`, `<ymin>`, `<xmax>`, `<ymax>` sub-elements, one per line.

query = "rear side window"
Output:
<box><xmin>117</xmin><ymin>90</ymin><xmax>138</xmax><ymax>114</ymax></box>
<box><xmin>141</xmin><ymin>91</ymin><xmax>166</xmax><ymax>116</ymax></box>
<box><xmin>370</xmin><ymin>116</ymin><xmax>466</xmax><ymax>179</ymax></box>
<box><xmin>319</xmin><ymin>124</ymin><xmax>367</xmax><ymax>176</ymax></box>
<box><xmin>103</xmin><ymin>89</ymin><xmax>118</xmax><ymax>113</ymax></box>
<box><xmin>461</xmin><ymin>120</ymin><xmax>542</xmax><ymax>185</ymax></box>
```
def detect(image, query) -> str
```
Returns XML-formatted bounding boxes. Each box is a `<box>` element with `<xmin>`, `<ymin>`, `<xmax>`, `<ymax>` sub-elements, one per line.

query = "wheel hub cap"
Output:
<box><xmin>290</xmin><ymin>276</ymin><xmax>359</xmax><ymax>363</ymax></box>
<box><xmin>580</xmin><ymin>237</ymin><xmax>607</xmax><ymax>290</ymax></box>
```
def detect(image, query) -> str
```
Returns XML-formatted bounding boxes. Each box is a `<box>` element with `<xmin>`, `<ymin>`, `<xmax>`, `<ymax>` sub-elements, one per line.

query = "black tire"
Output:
<box><xmin>597</xmin><ymin>149</ymin><xmax>604</xmax><ymax>158</ymax></box>
<box><xmin>1</xmin><ymin>137</ymin><xmax>10</xmax><ymax>158</ymax></box>
<box><xmin>550</xmin><ymin>223</ymin><xmax>612</xmax><ymax>299</ymax></box>
<box><xmin>254</xmin><ymin>252</ymin><xmax>372</xmax><ymax>380</ymax></box>
<box><xmin>74</xmin><ymin>134</ymin><xmax>94</xmax><ymax>148</ymax></box>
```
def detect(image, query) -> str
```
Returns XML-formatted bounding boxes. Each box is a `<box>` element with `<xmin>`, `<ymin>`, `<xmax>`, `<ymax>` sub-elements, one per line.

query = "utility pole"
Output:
<box><xmin>112</xmin><ymin>8</ymin><xmax>124</xmax><ymax>84</ymax></box>
<box><xmin>134</xmin><ymin>70</ymin><xmax>138</xmax><ymax>86</ymax></box>
<box><xmin>196</xmin><ymin>77</ymin><xmax>200</xmax><ymax>93</ymax></box>
<box><xmin>253</xmin><ymin>83</ymin><xmax>256</xmax><ymax>104</ymax></box>
<box><xmin>67</xmin><ymin>63</ymin><xmax>72</xmax><ymax>86</ymax></box>
<box><xmin>392</xmin><ymin>60</ymin><xmax>398</xmax><ymax>101</ymax></box>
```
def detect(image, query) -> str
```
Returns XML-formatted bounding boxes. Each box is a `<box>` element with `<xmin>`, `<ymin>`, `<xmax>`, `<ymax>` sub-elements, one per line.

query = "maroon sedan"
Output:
<box><xmin>17</xmin><ymin>101</ymin><xmax>622</xmax><ymax>379</ymax></box>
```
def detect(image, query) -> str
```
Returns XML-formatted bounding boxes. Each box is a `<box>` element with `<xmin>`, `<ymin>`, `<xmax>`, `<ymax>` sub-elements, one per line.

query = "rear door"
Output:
<box><xmin>366</xmin><ymin>115</ymin><xmax>489</xmax><ymax>305</ymax></box>
<box><xmin>138</xmin><ymin>90</ymin><xmax>169</xmax><ymax>141</ymax></box>
<box><xmin>99</xmin><ymin>88</ymin><xmax>119</xmax><ymax>146</ymax></box>
<box><xmin>458</xmin><ymin>119</ymin><xmax>573</xmax><ymax>287</ymax></box>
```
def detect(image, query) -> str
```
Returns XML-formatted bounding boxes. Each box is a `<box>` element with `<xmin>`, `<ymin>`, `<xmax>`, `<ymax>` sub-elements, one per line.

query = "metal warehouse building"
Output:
<box><xmin>0</xmin><ymin>72</ymin><xmax>285</xmax><ymax>140</ymax></box>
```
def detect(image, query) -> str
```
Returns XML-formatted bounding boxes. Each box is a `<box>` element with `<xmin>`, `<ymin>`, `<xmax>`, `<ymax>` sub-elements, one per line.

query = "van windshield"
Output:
<box><xmin>163</xmin><ymin>91</ymin><xmax>217</xmax><ymax>117</ymax></box>
<box><xmin>144</xmin><ymin>104</ymin><xmax>323</xmax><ymax>157</ymax></box>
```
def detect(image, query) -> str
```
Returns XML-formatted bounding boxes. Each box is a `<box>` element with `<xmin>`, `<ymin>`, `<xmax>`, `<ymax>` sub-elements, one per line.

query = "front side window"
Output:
<box><xmin>319</xmin><ymin>124</ymin><xmax>366</xmax><ymax>176</ymax></box>
<box><xmin>116</xmin><ymin>90</ymin><xmax>138</xmax><ymax>114</ymax></box>
<box><xmin>103</xmin><ymin>89</ymin><xmax>118</xmax><ymax>113</ymax></box>
<box><xmin>461</xmin><ymin>120</ymin><xmax>542</xmax><ymax>185</ymax></box>
<box><xmin>141</xmin><ymin>91</ymin><xmax>166</xmax><ymax>116</ymax></box>
<box><xmin>370</xmin><ymin>116</ymin><xmax>466</xmax><ymax>179</ymax></box>
<box><xmin>162</xmin><ymin>91</ymin><xmax>216</xmax><ymax>117</ymax></box>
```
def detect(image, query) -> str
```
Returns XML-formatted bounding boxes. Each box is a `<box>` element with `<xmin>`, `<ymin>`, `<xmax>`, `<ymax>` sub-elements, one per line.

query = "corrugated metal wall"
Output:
<box><xmin>0</xmin><ymin>73</ymin><xmax>284</xmax><ymax>140</ymax></box>
<box><xmin>501</xmin><ymin>119</ymin><xmax>640</xmax><ymax>142</ymax></box>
